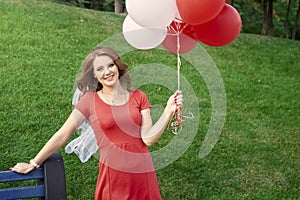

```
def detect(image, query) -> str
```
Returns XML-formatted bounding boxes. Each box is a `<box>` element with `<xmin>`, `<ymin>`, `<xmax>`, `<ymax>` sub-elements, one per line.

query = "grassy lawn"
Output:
<box><xmin>0</xmin><ymin>0</ymin><xmax>299</xmax><ymax>199</ymax></box>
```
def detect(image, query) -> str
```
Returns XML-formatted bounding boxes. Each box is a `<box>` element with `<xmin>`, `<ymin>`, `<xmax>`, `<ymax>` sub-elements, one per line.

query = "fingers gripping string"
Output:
<box><xmin>170</xmin><ymin>106</ymin><xmax>183</xmax><ymax>134</ymax></box>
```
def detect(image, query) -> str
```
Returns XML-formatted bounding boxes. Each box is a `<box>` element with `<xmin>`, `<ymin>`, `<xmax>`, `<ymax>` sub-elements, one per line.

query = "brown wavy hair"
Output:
<box><xmin>76</xmin><ymin>46</ymin><xmax>131</xmax><ymax>94</ymax></box>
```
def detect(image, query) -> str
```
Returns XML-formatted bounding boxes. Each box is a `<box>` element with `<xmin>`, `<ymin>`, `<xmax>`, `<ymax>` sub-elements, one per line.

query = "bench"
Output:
<box><xmin>0</xmin><ymin>153</ymin><xmax>67</xmax><ymax>200</ymax></box>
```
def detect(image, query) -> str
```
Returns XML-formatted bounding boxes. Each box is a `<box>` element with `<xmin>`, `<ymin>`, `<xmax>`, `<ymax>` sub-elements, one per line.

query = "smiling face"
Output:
<box><xmin>93</xmin><ymin>55</ymin><xmax>119</xmax><ymax>89</ymax></box>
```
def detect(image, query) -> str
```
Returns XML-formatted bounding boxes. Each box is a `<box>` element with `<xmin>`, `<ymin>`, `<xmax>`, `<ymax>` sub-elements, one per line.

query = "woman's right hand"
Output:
<box><xmin>10</xmin><ymin>162</ymin><xmax>35</xmax><ymax>174</ymax></box>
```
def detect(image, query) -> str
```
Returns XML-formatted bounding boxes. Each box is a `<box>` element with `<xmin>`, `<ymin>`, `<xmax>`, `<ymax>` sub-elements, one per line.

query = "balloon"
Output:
<box><xmin>122</xmin><ymin>15</ymin><xmax>167</xmax><ymax>50</ymax></box>
<box><xmin>174</xmin><ymin>4</ymin><xmax>183</xmax><ymax>23</ymax></box>
<box><xmin>193</xmin><ymin>4</ymin><xmax>242</xmax><ymax>47</ymax></box>
<box><xmin>162</xmin><ymin>21</ymin><xmax>197</xmax><ymax>54</ymax></box>
<box><xmin>176</xmin><ymin>0</ymin><xmax>225</xmax><ymax>25</ymax></box>
<box><xmin>126</xmin><ymin>0</ymin><xmax>176</xmax><ymax>28</ymax></box>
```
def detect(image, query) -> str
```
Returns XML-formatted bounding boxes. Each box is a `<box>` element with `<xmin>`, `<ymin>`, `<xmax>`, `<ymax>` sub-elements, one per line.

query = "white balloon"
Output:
<box><xmin>126</xmin><ymin>0</ymin><xmax>176</xmax><ymax>28</ymax></box>
<box><xmin>122</xmin><ymin>15</ymin><xmax>167</xmax><ymax>50</ymax></box>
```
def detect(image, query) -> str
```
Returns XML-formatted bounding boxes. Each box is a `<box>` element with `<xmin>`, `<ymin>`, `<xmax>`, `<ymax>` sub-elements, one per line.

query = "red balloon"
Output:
<box><xmin>176</xmin><ymin>0</ymin><xmax>225</xmax><ymax>25</ymax></box>
<box><xmin>162</xmin><ymin>21</ymin><xmax>197</xmax><ymax>54</ymax></box>
<box><xmin>193</xmin><ymin>4</ymin><xmax>242</xmax><ymax>47</ymax></box>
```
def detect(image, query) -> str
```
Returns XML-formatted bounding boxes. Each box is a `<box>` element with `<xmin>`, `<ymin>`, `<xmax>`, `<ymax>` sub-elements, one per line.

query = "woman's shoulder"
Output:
<box><xmin>130</xmin><ymin>89</ymin><xmax>151</xmax><ymax>108</ymax></box>
<box><xmin>86</xmin><ymin>91</ymin><xmax>97</xmax><ymax>95</ymax></box>
<box><xmin>130</xmin><ymin>89</ymin><xmax>150</xmax><ymax>102</ymax></box>
<box><xmin>131</xmin><ymin>89</ymin><xmax>148</xmax><ymax>97</ymax></box>
<box><xmin>78</xmin><ymin>91</ymin><xmax>97</xmax><ymax>102</ymax></box>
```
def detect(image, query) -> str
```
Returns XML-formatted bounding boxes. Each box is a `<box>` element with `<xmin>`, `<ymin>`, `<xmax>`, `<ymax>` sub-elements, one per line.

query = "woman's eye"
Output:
<box><xmin>108</xmin><ymin>63</ymin><xmax>114</xmax><ymax>67</ymax></box>
<box><xmin>97</xmin><ymin>67</ymin><xmax>104</xmax><ymax>72</ymax></box>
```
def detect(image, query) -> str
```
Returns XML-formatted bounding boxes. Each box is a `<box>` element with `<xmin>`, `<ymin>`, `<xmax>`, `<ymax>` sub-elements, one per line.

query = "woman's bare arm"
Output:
<box><xmin>141</xmin><ymin>90</ymin><xmax>183</xmax><ymax>146</ymax></box>
<box><xmin>11</xmin><ymin>109</ymin><xmax>86</xmax><ymax>174</ymax></box>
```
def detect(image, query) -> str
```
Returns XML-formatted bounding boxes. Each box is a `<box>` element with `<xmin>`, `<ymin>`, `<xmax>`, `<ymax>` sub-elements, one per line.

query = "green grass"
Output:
<box><xmin>1</xmin><ymin>0</ymin><xmax>300</xmax><ymax>199</ymax></box>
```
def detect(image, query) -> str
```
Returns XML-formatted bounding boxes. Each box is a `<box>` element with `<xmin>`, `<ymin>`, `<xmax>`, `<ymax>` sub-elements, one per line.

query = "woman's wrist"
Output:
<box><xmin>30</xmin><ymin>159</ymin><xmax>40</xmax><ymax>168</ymax></box>
<box><xmin>164</xmin><ymin>105</ymin><xmax>174</xmax><ymax>118</ymax></box>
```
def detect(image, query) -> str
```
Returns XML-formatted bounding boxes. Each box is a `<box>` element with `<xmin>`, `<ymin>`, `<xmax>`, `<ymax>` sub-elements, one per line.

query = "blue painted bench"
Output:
<box><xmin>0</xmin><ymin>153</ymin><xmax>67</xmax><ymax>200</ymax></box>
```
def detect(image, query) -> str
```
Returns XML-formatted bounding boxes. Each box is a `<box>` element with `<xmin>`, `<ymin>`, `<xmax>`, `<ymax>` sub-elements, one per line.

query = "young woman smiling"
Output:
<box><xmin>11</xmin><ymin>46</ymin><xmax>183</xmax><ymax>200</ymax></box>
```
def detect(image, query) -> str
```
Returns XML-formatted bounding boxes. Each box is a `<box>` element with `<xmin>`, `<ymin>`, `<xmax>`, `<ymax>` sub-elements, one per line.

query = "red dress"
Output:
<box><xmin>75</xmin><ymin>90</ymin><xmax>162</xmax><ymax>200</ymax></box>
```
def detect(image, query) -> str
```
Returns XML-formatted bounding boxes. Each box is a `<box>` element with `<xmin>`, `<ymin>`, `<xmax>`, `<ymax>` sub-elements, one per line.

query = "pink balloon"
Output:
<box><xmin>162</xmin><ymin>21</ymin><xmax>197</xmax><ymax>54</ymax></box>
<box><xmin>176</xmin><ymin>0</ymin><xmax>225</xmax><ymax>25</ymax></box>
<box><xmin>193</xmin><ymin>4</ymin><xmax>242</xmax><ymax>47</ymax></box>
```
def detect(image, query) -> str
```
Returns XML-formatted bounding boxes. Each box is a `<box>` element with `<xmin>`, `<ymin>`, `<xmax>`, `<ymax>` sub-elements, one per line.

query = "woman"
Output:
<box><xmin>11</xmin><ymin>46</ymin><xmax>183</xmax><ymax>200</ymax></box>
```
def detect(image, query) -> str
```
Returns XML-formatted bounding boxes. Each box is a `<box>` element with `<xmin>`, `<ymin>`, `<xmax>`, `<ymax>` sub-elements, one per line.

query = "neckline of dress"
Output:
<box><xmin>96</xmin><ymin>90</ymin><xmax>133</xmax><ymax>107</ymax></box>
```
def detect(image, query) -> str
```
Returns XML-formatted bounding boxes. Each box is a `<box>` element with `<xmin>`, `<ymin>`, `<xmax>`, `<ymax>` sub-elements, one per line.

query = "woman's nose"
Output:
<box><xmin>103</xmin><ymin>66</ymin><xmax>113</xmax><ymax>76</ymax></box>
<box><xmin>103</xmin><ymin>67</ymin><xmax>109</xmax><ymax>74</ymax></box>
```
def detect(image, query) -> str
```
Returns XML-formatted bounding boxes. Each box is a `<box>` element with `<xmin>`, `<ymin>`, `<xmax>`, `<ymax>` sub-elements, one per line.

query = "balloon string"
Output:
<box><xmin>166</xmin><ymin>21</ymin><xmax>193</xmax><ymax>134</ymax></box>
<box><xmin>177</xmin><ymin>31</ymin><xmax>181</xmax><ymax>90</ymax></box>
<box><xmin>167</xmin><ymin>21</ymin><xmax>188</xmax><ymax>36</ymax></box>
<box><xmin>169</xmin><ymin>28</ymin><xmax>184</xmax><ymax>134</ymax></box>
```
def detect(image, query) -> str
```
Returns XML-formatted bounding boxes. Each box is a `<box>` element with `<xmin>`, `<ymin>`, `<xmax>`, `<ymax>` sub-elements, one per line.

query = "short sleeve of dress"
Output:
<box><xmin>75</xmin><ymin>92</ymin><xmax>93</xmax><ymax>118</ymax></box>
<box><xmin>135</xmin><ymin>90</ymin><xmax>152</xmax><ymax>111</ymax></box>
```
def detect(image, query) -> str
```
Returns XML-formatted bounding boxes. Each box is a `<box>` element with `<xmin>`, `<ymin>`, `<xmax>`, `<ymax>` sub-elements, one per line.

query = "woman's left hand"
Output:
<box><xmin>166</xmin><ymin>90</ymin><xmax>183</xmax><ymax>114</ymax></box>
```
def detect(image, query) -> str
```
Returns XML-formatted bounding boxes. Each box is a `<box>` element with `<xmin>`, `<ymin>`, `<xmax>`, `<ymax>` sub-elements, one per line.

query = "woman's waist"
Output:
<box><xmin>98</xmin><ymin>141</ymin><xmax>154</xmax><ymax>173</ymax></box>
<box><xmin>99</xmin><ymin>138</ymin><xmax>148</xmax><ymax>151</ymax></box>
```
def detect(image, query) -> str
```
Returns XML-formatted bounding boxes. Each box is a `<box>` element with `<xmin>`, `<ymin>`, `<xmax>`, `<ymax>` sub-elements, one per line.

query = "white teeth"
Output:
<box><xmin>105</xmin><ymin>75</ymin><xmax>114</xmax><ymax>80</ymax></box>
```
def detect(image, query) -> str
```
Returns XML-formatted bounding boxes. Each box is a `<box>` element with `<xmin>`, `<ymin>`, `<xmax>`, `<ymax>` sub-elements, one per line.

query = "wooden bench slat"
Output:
<box><xmin>0</xmin><ymin>168</ymin><xmax>44</xmax><ymax>183</ymax></box>
<box><xmin>0</xmin><ymin>185</ymin><xmax>45</xmax><ymax>199</ymax></box>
